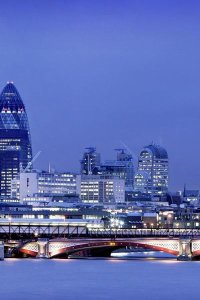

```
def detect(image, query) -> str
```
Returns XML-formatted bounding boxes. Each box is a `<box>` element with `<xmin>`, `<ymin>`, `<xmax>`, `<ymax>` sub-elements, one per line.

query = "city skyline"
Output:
<box><xmin>0</xmin><ymin>1</ymin><xmax>200</xmax><ymax>190</ymax></box>
<box><xmin>1</xmin><ymin>2</ymin><xmax>200</xmax><ymax>300</ymax></box>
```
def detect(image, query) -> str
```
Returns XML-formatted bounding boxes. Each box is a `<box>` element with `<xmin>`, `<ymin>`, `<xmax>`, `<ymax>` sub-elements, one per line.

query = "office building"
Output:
<box><xmin>0</xmin><ymin>82</ymin><xmax>32</xmax><ymax>196</ymax></box>
<box><xmin>78</xmin><ymin>175</ymin><xmax>125</xmax><ymax>203</ymax></box>
<box><xmin>134</xmin><ymin>144</ymin><xmax>168</xmax><ymax>196</ymax></box>
<box><xmin>11</xmin><ymin>170</ymin><xmax>78</xmax><ymax>202</ymax></box>
<box><xmin>100</xmin><ymin>149</ymin><xmax>134</xmax><ymax>188</ymax></box>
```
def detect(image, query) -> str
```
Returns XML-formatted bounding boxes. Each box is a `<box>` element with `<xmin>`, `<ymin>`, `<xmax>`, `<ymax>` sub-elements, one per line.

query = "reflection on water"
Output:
<box><xmin>111</xmin><ymin>250</ymin><xmax>176</xmax><ymax>259</ymax></box>
<box><xmin>0</xmin><ymin>258</ymin><xmax>200</xmax><ymax>300</ymax></box>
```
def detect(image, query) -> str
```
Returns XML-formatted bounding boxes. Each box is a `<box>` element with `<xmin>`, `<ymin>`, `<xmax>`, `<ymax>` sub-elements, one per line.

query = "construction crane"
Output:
<box><xmin>20</xmin><ymin>151</ymin><xmax>41</xmax><ymax>173</ymax></box>
<box><xmin>120</xmin><ymin>141</ymin><xmax>138</xmax><ymax>162</ymax></box>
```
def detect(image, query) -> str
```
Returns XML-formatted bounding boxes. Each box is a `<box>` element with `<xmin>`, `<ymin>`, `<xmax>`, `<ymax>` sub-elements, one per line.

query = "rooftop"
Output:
<box><xmin>142</xmin><ymin>144</ymin><xmax>168</xmax><ymax>159</ymax></box>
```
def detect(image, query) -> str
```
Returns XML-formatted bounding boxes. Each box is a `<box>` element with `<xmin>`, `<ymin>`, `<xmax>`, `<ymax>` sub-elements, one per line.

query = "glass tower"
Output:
<box><xmin>135</xmin><ymin>144</ymin><xmax>168</xmax><ymax>196</ymax></box>
<box><xmin>0</xmin><ymin>82</ymin><xmax>32</xmax><ymax>197</ymax></box>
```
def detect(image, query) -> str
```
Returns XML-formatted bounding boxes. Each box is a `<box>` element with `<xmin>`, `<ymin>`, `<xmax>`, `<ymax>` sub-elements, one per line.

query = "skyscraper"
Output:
<box><xmin>80</xmin><ymin>147</ymin><xmax>101</xmax><ymax>175</ymax></box>
<box><xmin>134</xmin><ymin>144</ymin><xmax>168</xmax><ymax>196</ymax></box>
<box><xmin>0</xmin><ymin>82</ymin><xmax>32</xmax><ymax>197</ymax></box>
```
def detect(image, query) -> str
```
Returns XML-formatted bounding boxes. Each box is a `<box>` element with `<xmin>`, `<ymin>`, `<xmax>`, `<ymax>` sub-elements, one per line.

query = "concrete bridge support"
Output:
<box><xmin>36</xmin><ymin>239</ymin><xmax>49</xmax><ymax>258</ymax></box>
<box><xmin>177</xmin><ymin>239</ymin><xmax>192</xmax><ymax>261</ymax></box>
<box><xmin>0</xmin><ymin>241</ymin><xmax>4</xmax><ymax>260</ymax></box>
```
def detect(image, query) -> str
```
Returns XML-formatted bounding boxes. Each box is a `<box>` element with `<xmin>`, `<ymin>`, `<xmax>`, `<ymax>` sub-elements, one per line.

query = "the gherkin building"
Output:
<box><xmin>0</xmin><ymin>82</ymin><xmax>32</xmax><ymax>197</ymax></box>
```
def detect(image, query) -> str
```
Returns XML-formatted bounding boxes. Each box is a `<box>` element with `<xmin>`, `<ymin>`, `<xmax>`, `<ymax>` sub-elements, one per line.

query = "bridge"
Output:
<box><xmin>2</xmin><ymin>219</ymin><xmax>200</xmax><ymax>261</ymax></box>
<box><xmin>16</xmin><ymin>237</ymin><xmax>200</xmax><ymax>261</ymax></box>
<box><xmin>1</xmin><ymin>219</ymin><xmax>200</xmax><ymax>239</ymax></box>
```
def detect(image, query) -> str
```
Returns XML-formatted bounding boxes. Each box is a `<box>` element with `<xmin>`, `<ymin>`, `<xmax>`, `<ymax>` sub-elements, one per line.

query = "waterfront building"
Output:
<box><xmin>0</xmin><ymin>82</ymin><xmax>32</xmax><ymax>197</ymax></box>
<box><xmin>0</xmin><ymin>201</ymin><xmax>110</xmax><ymax>223</ymax></box>
<box><xmin>173</xmin><ymin>206</ymin><xmax>200</xmax><ymax>229</ymax></box>
<box><xmin>78</xmin><ymin>175</ymin><xmax>125</xmax><ymax>204</ymax></box>
<box><xmin>11</xmin><ymin>170</ymin><xmax>78</xmax><ymax>202</ymax></box>
<box><xmin>100</xmin><ymin>149</ymin><xmax>134</xmax><ymax>189</ymax></box>
<box><xmin>183</xmin><ymin>189</ymin><xmax>200</xmax><ymax>204</ymax></box>
<box><xmin>80</xmin><ymin>147</ymin><xmax>101</xmax><ymax>175</ymax></box>
<box><xmin>134</xmin><ymin>144</ymin><xmax>168</xmax><ymax>196</ymax></box>
<box><xmin>143</xmin><ymin>212</ymin><xmax>158</xmax><ymax>228</ymax></box>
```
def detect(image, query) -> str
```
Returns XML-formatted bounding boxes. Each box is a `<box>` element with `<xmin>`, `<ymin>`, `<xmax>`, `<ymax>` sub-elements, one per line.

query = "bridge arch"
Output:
<box><xmin>20</xmin><ymin>241</ymin><xmax>38</xmax><ymax>257</ymax></box>
<box><xmin>20</xmin><ymin>238</ymin><xmax>200</xmax><ymax>260</ymax></box>
<box><xmin>49</xmin><ymin>239</ymin><xmax>180</xmax><ymax>258</ymax></box>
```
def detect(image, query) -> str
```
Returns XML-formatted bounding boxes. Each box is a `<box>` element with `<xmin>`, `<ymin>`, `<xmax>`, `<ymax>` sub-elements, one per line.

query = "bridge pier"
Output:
<box><xmin>36</xmin><ymin>239</ymin><xmax>49</xmax><ymax>258</ymax></box>
<box><xmin>177</xmin><ymin>238</ymin><xmax>192</xmax><ymax>261</ymax></box>
<box><xmin>0</xmin><ymin>241</ymin><xmax>4</xmax><ymax>260</ymax></box>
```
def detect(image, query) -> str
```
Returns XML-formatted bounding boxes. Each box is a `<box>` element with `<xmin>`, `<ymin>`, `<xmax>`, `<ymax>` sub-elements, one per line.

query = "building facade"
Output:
<box><xmin>134</xmin><ymin>144</ymin><xmax>168</xmax><ymax>196</ymax></box>
<box><xmin>11</xmin><ymin>171</ymin><xmax>78</xmax><ymax>202</ymax></box>
<box><xmin>78</xmin><ymin>175</ymin><xmax>125</xmax><ymax>204</ymax></box>
<box><xmin>100</xmin><ymin>149</ymin><xmax>134</xmax><ymax>188</ymax></box>
<box><xmin>0</xmin><ymin>82</ymin><xmax>32</xmax><ymax>197</ymax></box>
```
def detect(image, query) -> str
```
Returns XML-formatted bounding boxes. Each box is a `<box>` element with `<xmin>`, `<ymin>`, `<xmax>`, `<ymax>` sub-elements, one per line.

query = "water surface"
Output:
<box><xmin>0</xmin><ymin>258</ymin><xmax>199</xmax><ymax>300</ymax></box>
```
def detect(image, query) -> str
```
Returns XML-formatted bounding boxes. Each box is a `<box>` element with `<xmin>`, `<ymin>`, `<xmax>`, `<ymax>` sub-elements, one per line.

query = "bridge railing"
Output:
<box><xmin>87</xmin><ymin>228</ymin><xmax>200</xmax><ymax>238</ymax></box>
<box><xmin>1</xmin><ymin>223</ymin><xmax>200</xmax><ymax>240</ymax></box>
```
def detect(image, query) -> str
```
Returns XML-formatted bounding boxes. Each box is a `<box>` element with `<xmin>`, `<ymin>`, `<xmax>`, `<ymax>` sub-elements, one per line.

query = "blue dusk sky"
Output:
<box><xmin>0</xmin><ymin>0</ymin><xmax>200</xmax><ymax>191</ymax></box>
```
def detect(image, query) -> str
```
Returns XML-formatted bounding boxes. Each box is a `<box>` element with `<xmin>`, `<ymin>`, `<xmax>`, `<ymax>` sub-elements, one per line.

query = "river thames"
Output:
<box><xmin>0</xmin><ymin>258</ymin><xmax>200</xmax><ymax>300</ymax></box>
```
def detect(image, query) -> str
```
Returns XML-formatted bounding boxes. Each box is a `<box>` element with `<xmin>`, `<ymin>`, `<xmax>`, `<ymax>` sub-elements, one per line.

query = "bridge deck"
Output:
<box><xmin>0</xmin><ymin>220</ymin><xmax>200</xmax><ymax>240</ymax></box>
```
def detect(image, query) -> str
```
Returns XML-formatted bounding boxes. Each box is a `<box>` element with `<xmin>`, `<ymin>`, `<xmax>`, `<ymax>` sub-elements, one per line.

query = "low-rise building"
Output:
<box><xmin>78</xmin><ymin>175</ymin><xmax>125</xmax><ymax>204</ymax></box>
<box><xmin>11</xmin><ymin>170</ymin><xmax>79</xmax><ymax>203</ymax></box>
